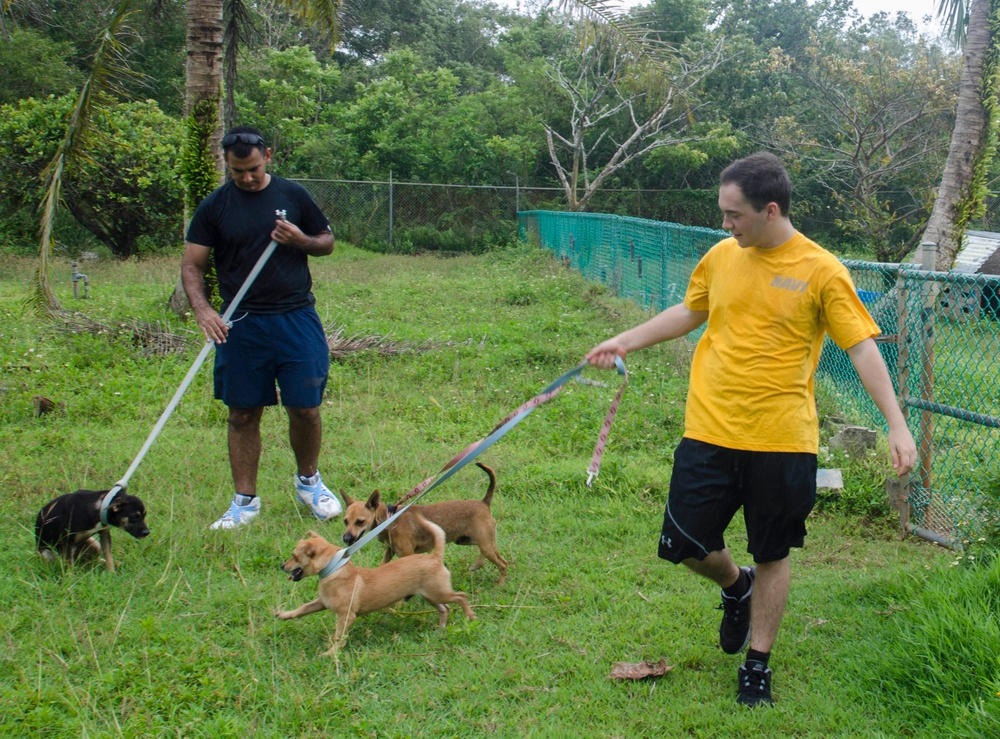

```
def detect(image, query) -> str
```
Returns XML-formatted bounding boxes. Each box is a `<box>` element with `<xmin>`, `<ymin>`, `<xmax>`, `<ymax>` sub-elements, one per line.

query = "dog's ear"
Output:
<box><xmin>307</xmin><ymin>530</ymin><xmax>320</xmax><ymax>539</ymax></box>
<box><xmin>341</xmin><ymin>488</ymin><xmax>356</xmax><ymax>506</ymax></box>
<box><xmin>303</xmin><ymin>541</ymin><xmax>316</xmax><ymax>558</ymax></box>
<box><xmin>366</xmin><ymin>490</ymin><xmax>381</xmax><ymax>510</ymax></box>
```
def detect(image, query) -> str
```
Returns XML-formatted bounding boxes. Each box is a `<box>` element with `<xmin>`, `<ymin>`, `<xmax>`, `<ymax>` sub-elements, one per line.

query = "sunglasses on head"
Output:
<box><xmin>221</xmin><ymin>132</ymin><xmax>266</xmax><ymax>149</ymax></box>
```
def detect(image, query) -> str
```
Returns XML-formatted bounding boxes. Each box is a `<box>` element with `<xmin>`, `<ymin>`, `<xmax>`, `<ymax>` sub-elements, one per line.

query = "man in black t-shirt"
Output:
<box><xmin>181</xmin><ymin>127</ymin><xmax>343</xmax><ymax>529</ymax></box>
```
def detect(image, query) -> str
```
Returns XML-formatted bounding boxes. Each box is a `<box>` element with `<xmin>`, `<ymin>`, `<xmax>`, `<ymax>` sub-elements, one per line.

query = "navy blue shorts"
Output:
<box><xmin>213</xmin><ymin>307</ymin><xmax>329</xmax><ymax>408</ymax></box>
<box><xmin>658</xmin><ymin>438</ymin><xmax>817</xmax><ymax>565</ymax></box>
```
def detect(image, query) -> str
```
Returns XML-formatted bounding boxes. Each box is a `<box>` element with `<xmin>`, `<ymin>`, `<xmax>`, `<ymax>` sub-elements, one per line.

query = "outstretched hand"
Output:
<box><xmin>585</xmin><ymin>340</ymin><xmax>627</xmax><ymax>370</ymax></box>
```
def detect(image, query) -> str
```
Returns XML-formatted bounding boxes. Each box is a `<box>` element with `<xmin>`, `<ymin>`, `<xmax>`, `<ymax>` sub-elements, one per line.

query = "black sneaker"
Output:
<box><xmin>737</xmin><ymin>661</ymin><xmax>773</xmax><ymax>707</ymax></box>
<box><xmin>718</xmin><ymin>565</ymin><xmax>755</xmax><ymax>654</ymax></box>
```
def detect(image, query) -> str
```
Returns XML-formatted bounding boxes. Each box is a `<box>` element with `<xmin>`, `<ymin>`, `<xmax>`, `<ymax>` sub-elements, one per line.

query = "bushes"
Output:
<box><xmin>0</xmin><ymin>95</ymin><xmax>184</xmax><ymax>259</ymax></box>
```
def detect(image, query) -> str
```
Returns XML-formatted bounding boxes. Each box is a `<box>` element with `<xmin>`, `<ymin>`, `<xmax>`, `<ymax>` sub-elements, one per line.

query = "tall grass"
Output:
<box><xmin>0</xmin><ymin>245</ymin><xmax>993</xmax><ymax>737</ymax></box>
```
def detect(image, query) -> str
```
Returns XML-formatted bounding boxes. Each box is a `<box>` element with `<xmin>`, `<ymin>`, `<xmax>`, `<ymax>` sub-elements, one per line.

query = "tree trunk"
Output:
<box><xmin>186</xmin><ymin>0</ymin><xmax>225</xmax><ymax>185</ymax></box>
<box><xmin>920</xmin><ymin>0</ymin><xmax>993</xmax><ymax>270</ymax></box>
<box><xmin>169</xmin><ymin>0</ymin><xmax>226</xmax><ymax>317</ymax></box>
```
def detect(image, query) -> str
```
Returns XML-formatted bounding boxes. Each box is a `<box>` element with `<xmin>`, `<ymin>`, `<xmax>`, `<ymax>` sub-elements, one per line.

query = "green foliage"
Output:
<box><xmin>181</xmin><ymin>99</ymin><xmax>221</xmax><ymax>213</ymax></box>
<box><xmin>233</xmin><ymin>46</ymin><xmax>341</xmax><ymax>173</ymax></box>
<box><xmin>0</xmin><ymin>28</ymin><xmax>84</xmax><ymax>105</ymax></box>
<box><xmin>293</xmin><ymin>47</ymin><xmax>543</xmax><ymax>185</ymax></box>
<box><xmin>815</xmin><ymin>442</ymin><xmax>900</xmax><ymax>523</ymax></box>
<box><xmin>0</xmin><ymin>0</ymin><xmax>970</xmax><ymax>264</ymax></box>
<box><xmin>336</xmin><ymin>0</ymin><xmax>522</xmax><ymax>90</ymax></box>
<box><xmin>0</xmin><ymin>94</ymin><xmax>184</xmax><ymax>259</ymax></box>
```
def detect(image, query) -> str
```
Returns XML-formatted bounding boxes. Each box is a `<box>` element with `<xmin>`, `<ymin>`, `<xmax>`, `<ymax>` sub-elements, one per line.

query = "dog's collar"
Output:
<box><xmin>318</xmin><ymin>550</ymin><xmax>350</xmax><ymax>579</ymax></box>
<box><xmin>99</xmin><ymin>483</ymin><xmax>125</xmax><ymax>526</ymax></box>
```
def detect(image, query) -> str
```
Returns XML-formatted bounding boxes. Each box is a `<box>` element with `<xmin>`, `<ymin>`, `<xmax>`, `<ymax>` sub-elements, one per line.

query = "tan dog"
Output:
<box><xmin>276</xmin><ymin>515</ymin><xmax>476</xmax><ymax>657</ymax></box>
<box><xmin>341</xmin><ymin>462</ymin><xmax>508</xmax><ymax>585</ymax></box>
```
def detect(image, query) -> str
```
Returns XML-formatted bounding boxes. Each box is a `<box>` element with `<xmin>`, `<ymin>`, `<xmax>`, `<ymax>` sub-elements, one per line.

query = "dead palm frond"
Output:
<box><xmin>325</xmin><ymin>325</ymin><xmax>475</xmax><ymax>361</ymax></box>
<box><xmin>27</xmin><ymin>0</ymin><xmax>143</xmax><ymax>319</ymax></box>
<box><xmin>50</xmin><ymin>315</ymin><xmax>197</xmax><ymax>357</ymax></box>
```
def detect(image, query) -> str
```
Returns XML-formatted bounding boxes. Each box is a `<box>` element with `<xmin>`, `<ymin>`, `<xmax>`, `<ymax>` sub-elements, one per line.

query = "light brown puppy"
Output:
<box><xmin>341</xmin><ymin>462</ymin><xmax>508</xmax><ymax>585</ymax></box>
<box><xmin>276</xmin><ymin>515</ymin><xmax>476</xmax><ymax>657</ymax></box>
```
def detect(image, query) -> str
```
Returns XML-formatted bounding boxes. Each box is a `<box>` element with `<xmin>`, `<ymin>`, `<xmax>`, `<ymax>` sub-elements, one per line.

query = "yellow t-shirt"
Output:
<box><xmin>682</xmin><ymin>233</ymin><xmax>879</xmax><ymax>453</ymax></box>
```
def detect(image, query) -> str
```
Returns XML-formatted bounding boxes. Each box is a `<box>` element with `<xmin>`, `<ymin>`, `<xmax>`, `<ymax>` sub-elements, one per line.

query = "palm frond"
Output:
<box><xmin>27</xmin><ymin>0</ymin><xmax>142</xmax><ymax>318</ymax></box>
<box><xmin>556</xmin><ymin>0</ymin><xmax>681</xmax><ymax>64</ymax></box>
<box><xmin>936</xmin><ymin>0</ymin><xmax>970</xmax><ymax>47</ymax></box>
<box><xmin>284</xmin><ymin>0</ymin><xmax>345</xmax><ymax>46</ymax></box>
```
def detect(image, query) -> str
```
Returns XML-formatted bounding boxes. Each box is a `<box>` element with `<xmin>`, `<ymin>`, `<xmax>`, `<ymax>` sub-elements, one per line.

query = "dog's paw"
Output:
<box><xmin>275</xmin><ymin>609</ymin><xmax>292</xmax><ymax>619</ymax></box>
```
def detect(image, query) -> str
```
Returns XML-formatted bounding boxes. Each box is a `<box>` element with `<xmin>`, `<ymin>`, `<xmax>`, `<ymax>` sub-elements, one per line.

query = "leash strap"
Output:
<box><xmin>318</xmin><ymin>356</ymin><xmax>628</xmax><ymax>578</ymax></box>
<box><xmin>585</xmin><ymin>355</ymin><xmax>629</xmax><ymax>485</ymax></box>
<box><xmin>100</xmin><ymin>213</ymin><xmax>287</xmax><ymax>525</ymax></box>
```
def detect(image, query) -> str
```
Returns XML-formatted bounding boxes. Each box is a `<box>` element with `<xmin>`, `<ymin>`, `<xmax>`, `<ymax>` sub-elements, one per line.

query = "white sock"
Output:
<box><xmin>298</xmin><ymin>472</ymin><xmax>319</xmax><ymax>486</ymax></box>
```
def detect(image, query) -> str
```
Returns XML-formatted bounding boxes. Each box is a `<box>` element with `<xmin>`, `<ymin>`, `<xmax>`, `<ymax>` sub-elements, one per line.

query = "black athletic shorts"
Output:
<box><xmin>658</xmin><ymin>437</ymin><xmax>817</xmax><ymax>565</ymax></box>
<box><xmin>213</xmin><ymin>306</ymin><xmax>329</xmax><ymax>408</ymax></box>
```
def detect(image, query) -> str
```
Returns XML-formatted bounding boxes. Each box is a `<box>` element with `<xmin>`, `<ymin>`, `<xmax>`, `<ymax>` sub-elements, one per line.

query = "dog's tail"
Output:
<box><xmin>415</xmin><ymin>513</ymin><xmax>446</xmax><ymax>561</ymax></box>
<box><xmin>475</xmin><ymin>462</ymin><xmax>497</xmax><ymax>507</ymax></box>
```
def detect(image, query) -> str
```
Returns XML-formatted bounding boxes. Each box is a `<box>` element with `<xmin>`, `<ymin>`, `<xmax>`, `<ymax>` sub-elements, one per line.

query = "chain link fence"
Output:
<box><xmin>292</xmin><ymin>178</ymin><xmax>722</xmax><ymax>252</ymax></box>
<box><xmin>974</xmin><ymin>190</ymin><xmax>1000</xmax><ymax>231</ymax></box>
<box><xmin>520</xmin><ymin>210</ymin><xmax>1000</xmax><ymax>548</ymax></box>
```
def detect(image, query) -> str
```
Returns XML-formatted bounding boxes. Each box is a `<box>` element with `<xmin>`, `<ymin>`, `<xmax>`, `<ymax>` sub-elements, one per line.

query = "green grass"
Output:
<box><xmin>1</xmin><ymin>245</ymin><xmax>995</xmax><ymax>737</ymax></box>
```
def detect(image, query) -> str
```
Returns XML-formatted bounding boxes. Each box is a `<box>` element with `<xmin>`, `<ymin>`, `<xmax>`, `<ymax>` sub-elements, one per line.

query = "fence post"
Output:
<box><xmin>915</xmin><ymin>241</ymin><xmax>938</xmax><ymax>534</ymax></box>
<box><xmin>660</xmin><ymin>233</ymin><xmax>669</xmax><ymax>311</ymax></box>
<box><xmin>389</xmin><ymin>170</ymin><xmax>394</xmax><ymax>251</ymax></box>
<box><xmin>895</xmin><ymin>266</ymin><xmax>913</xmax><ymax>536</ymax></box>
<box><xmin>515</xmin><ymin>175</ymin><xmax>520</xmax><ymax>216</ymax></box>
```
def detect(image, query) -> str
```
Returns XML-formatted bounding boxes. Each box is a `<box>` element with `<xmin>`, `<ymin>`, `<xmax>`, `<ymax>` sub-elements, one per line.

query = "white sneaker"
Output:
<box><xmin>294</xmin><ymin>471</ymin><xmax>343</xmax><ymax>521</ymax></box>
<box><xmin>210</xmin><ymin>494</ymin><xmax>261</xmax><ymax>530</ymax></box>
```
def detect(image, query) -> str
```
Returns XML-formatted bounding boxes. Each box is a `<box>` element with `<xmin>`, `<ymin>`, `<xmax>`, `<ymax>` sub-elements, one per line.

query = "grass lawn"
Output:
<box><xmin>1</xmin><ymin>244</ymin><xmax>994</xmax><ymax>738</ymax></box>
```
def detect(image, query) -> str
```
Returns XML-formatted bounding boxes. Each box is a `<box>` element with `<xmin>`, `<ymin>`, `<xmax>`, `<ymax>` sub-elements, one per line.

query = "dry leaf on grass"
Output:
<box><xmin>609</xmin><ymin>658</ymin><xmax>674</xmax><ymax>680</ymax></box>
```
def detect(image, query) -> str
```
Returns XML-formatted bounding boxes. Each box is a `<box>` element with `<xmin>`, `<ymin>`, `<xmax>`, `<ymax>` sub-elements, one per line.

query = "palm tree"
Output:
<box><xmin>167</xmin><ymin>0</ymin><xmax>343</xmax><ymax>315</ymax></box>
<box><xmin>920</xmin><ymin>0</ymin><xmax>996</xmax><ymax>269</ymax></box>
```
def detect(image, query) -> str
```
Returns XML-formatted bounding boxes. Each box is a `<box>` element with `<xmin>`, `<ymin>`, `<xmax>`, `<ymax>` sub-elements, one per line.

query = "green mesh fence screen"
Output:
<box><xmin>518</xmin><ymin>210</ymin><xmax>726</xmax><ymax>319</ymax></box>
<box><xmin>520</xmin><ymin>210</ymin><xmax>1000</xmax><ymax>547</ymax></box>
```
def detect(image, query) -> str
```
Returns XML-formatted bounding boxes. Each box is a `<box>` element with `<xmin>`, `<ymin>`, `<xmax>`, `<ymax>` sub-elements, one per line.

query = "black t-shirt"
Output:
<box><xmin>186</xmin><ymin>175</ymin><xmax>330</xmax><ymax>314</ymax></box>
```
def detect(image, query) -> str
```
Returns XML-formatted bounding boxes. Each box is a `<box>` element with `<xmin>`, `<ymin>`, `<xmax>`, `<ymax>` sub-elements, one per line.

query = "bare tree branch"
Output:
<box><xmin>544</xmin><ymin>37</ymin><xmax>726</xmax><ymax>211</ymax></box>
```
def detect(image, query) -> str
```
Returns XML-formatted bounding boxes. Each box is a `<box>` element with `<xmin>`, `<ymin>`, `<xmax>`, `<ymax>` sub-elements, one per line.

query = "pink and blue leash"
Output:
<box><xmin>319</xmin><ymin>355</ymin><xmax>628</xmax><ymax>578</ymax></box>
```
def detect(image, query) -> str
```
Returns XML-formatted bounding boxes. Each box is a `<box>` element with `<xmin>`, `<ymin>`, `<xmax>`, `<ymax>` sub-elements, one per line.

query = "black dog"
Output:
<box><xmin>35</xmin><ymin>488</ymin><xmax>149</xmax><ymax>572</ymax></box>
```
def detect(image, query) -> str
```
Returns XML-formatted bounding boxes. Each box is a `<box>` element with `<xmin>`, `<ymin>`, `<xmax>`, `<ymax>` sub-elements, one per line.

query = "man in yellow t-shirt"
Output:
<box><xmin>586</xmin><ymin>152</ymin><xmax>916</xmax><ymax>707</ymax></box>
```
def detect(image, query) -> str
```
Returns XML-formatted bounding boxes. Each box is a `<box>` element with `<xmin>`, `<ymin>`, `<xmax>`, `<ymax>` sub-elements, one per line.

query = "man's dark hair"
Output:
<box><xmin>720</xmin><ymin>152</ymin><xmax>791</xmax><ymax>216</ymax></box>
<box><xmin>221</xmin><ymin>126</ymin><xmax>267</xmax><ymax>159</ymax></box>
